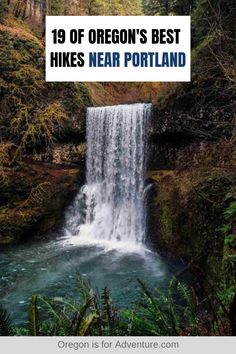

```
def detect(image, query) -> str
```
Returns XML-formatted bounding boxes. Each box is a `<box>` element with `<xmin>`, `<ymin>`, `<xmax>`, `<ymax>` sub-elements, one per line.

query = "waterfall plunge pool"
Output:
<box><xmin>0</xmin><ymin>233</ymin><xmax>184</xmax><ymax>326</ymax></box>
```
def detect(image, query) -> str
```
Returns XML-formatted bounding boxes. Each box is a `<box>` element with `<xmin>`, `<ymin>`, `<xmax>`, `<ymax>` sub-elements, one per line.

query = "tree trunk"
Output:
<box><xmin>22</xmin><ymin>0</ymin><xmax>28</xmax><ymax>19</ymax></box>
<box><xmin>14</xmin><ymin>0</ymin><xmax>22</xmax><ymax>18</ymax></box>
<box><xmin>32</xmin><ymin>0</ymin><xmax>37</xmax><ymax>27</ymax></box>
<box><xmin>41</xmin><ymin>0</ymin><xmax>47</xmax><ymax>36</ymax></box>
<box><xmin>48</xmin><ymin>0</ymin><xmax>51</xmax><ymax>15</ymax></box>
<box><xmin>29</xmin><ymin>0</ymin><xmax>32</xmax><ymax>19</ymax></box>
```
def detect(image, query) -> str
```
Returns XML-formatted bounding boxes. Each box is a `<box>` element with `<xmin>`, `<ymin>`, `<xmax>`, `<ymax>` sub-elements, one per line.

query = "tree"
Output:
<box><xmin>143</xmin><ymin>0</ymin><xmax>170</xmax><ymax>15</ymax></box>
<box><xmin>0</xmin><ymin>0</ymin><xmax>8</xmax><ymax>23</ymax></box>
<box><xmin>22</xmin><ymin>0</ymin><xmax>28</xmax><ymax>20</ymax></box>
<box><xmin>171</xmin><ymin>0</ymin><xmax>195</xmax><ymax>15</ymax></box>
<box><xmin>41</xmin><ymin>0</ymin><xmax>47</xmax><ymax>36</ymax></box>
<box><xmin>192</xmin><ymin>0</ymin><xmax>236</xmax><ymax>47</ymax></box>
<box><xmin>143</xmin><ymin>0</ymin><xmax>196</xmax><ymax>15</ymax></box>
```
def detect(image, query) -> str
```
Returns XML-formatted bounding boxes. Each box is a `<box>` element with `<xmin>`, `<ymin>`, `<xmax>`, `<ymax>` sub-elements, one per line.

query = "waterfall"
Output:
<box><xmin>65</xmin><ymin>103</ymin><xmax>152</xmax><ymax>246</ymax></box>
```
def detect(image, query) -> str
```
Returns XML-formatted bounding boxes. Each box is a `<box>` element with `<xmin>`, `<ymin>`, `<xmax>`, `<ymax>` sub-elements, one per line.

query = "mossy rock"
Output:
<box><xmin>148</xmin><ymin>169</ymin><xmax>236</xmax><ymax>293</ymax></box>
<box><xmin>0</xmin><ymin>163</ymin><xmax>83</xmax><ymax>244</ymax></box>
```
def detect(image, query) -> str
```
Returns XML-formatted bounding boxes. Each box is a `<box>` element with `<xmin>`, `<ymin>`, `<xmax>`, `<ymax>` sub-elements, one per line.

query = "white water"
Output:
<box><xmin>65</xmin><ymin>103</ymin><xmax>152</xmax><ymax>249</ymax></box>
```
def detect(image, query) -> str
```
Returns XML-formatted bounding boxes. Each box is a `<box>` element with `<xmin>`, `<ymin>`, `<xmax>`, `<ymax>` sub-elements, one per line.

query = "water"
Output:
<box><xmin>66</xmin><ymin>103</ymin><xmax>151</xmax><ymax>245</ymax></box>
<box><xmin>0</xmin><ymin>237</ymin><xmax>182</xmax><ymax>326</ymax></box>
<box><xmin>0</xmin><ymin>103</ymin><xmax>183</xmax><ymax>326</ymax></box>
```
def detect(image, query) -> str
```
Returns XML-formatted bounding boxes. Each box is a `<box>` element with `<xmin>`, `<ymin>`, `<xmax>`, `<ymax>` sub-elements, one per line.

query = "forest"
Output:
<box><xmin>0</xmin><ymin>0</ymin><xmax>236</xmax><ymax>337</ymax></box>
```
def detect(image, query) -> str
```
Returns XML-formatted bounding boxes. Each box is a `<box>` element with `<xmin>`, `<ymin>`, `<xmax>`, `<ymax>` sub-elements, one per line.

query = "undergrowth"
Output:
<box><xmin>0</xmin><ymin>277</ymin><xmax>233</xmax><ymax>336</ymax></box>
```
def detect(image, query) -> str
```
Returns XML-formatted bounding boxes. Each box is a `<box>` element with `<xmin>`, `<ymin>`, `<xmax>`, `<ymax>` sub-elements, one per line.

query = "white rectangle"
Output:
<box><xmin>0</xmin><ymin>336</ymin><xmax>236</xmax><ymax>354</ymax></box>
<box><xmin>46</xmin><ymin>16</ymin><xmax>191</xmax><ymax>82</ymax></box>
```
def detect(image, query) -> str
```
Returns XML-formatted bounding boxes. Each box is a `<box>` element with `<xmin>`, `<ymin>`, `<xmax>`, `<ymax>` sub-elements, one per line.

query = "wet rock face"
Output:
<box><xmin>0</xmin><ymin>163</ymin><xmax>84</xmax><ymax>244</ymax></box>
<box><xmin>61</xmin><ymin>111</ymin><xmax>87</xmax><ymax>143</ymax></box>
<box><xmin>148</xmin><ymin>136</ymin><xmax>195</xmax><ymax>169</ymax></box>
<box><xmin>150</xmin><ymin>106</ymin><xmax>234</xmax><ymax>139</ymax></box>
<box><xmin>51</xmin><ymin>143</ymin><xmax>86</xmax><ymax>165</ymax></box>
<box><xmin>146</xmin><ymin>170</ymin><xmax>236</xmax><ymax>291</ymax></box>
<box><xmin>148</xmin><ymin>105</ymin><xmax>235</xmax><ymax>170</ymax></box>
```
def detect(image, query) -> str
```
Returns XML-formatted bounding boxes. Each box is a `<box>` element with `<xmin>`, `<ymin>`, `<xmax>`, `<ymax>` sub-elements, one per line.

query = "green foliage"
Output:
<box><xmin>0</xmin><ymin>30</ymin><xmax>68</xmax><ymax>155</ymax></box>
<box><xmin>143</xmin><ymin>0</ymin><xmax>195</xmax><ymax>15</ymax></box>
<box><xmin>171</xmin><ymin>0</ymin><xmax>196</xmax><ymax>15</ymax></box>
<box><xmin>77</xmin><ymin>0</ymin><xmax>143</xmax><ymax>15</ymax></box>
<box><xmin>18</xmin><ymin>289</ymin><xmax>99</xmax><ymax>335</ymax></box>
<box><xmin>0</xmin><ymin>304</ymin><xmax>13</xmax><ymax>336</ymax></box>
<box><xmin>0</xmin><ymin>28</ymin><xmax>91</xmax><ymax>161</ymax></box>
<box><xmin>51</xmin><ymin>0</ymin><xmax>64</xmax><ymax>15</ymax></box>
<box><xmin>128</xmin><ymin>278</ymin><xmax>199</xmax><ymax>336</ymax></box>
<box><xmin>11</xmin><ymin>102</ymin><xmax>68</xmax><ymax>158</ymax></box>
<box><xmin>1</xmin><ymin>276</ymin><xmax>234</xmax><ymax>336</ymax></box>
<box><xmin>101</xmin><ymin>287</ymin><xmax>119</xmax><ymax>335</ymax></box>
<box><xmin>217</xmin><ymin>199</ymin><xmax>236</xmax><ymax>314</ymax></box>
<box><xmin>224</xmin><ymin>202</ymin><xmax>236</xmax><ymax>222</ymax></box>
<box><xmin>28</xmin><ymin>295</ymin><xmax>39</xmax><ymax>336</ymax></box>
<box><xmin>192</xmin><ymin>0</ymin><xmax>236</xmax><ymax>47</ymax></box>
<box><xmin>160</xmin><ymin>204</ymin><xmax>172</xmax><ymax>240</ymax></box>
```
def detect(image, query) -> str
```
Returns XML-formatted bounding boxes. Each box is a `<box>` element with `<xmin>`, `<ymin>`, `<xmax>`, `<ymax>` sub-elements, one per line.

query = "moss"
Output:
<box><xmin>0</xmin><ymin>164</ymin><xmax>82</xmax><ymax>244</ymax></box>
<box><xmin>0</xmin><ymin>207</ymin><xmax>40</xmax><ymax>243</ymax></box>
<box><xmin>74</xmin><ymin>83</ymin><xmax>92</xmax><ymax>108</ymax></box>
<box><xmin>148</xmin><ymin>169</ymin><xmax>236</xmax><ymax>293</ymax></box>
<box><xmin>180</xmin><ymin>173</ymin><xmax>236</xmax><ymax>288</ymax></box>
<box><xmin>0</xmin><ymin>25</ymin><xmax>91</xmax><ymax>160</ymax></box>
<box><xmin>160</xmin><ymin>204</ymin><xmax>173</xmax><ymax>243</ymax></box>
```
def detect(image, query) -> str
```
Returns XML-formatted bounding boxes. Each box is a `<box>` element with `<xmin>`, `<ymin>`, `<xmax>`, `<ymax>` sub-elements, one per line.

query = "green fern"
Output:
<box><xmin>135</xmin><ymin>278</ymin><xmax>200</xmax><ymax>336</ymax></box>
<box><xmin>101</xmin><ymin>287</ymin><xmax>117</xmax><ymax>335</ymax></box>
<box><xmin>167</xmin><ymin>278</ymin><xmax>180</xmax><ymax>335</ymax></box>
<box><xmin>177</xmin><ymin>282</ymin><xmax>199</xmax><ymax>335</ymax></box>
<box><xmin>0</xmin><ymin>305</ymin><xmax>13</xmax><ymax>336</ymax></box>
<box><xmin>224</xmin><ymin>201</ymin><xmax>236</xmax><ymax>221</ymax></box>
<box><xmin>28</xmin><ymin>295</ymin><xmax>39</xmax><ymax>336</ymax></box>
<box><xmin>77</xmin><ymin>313</ymin><xmax>98</xmax><ymax>336</ymax></box>
<box><xmin>70</xmin><ymin>297</ymin><xmax>93</xmax><ymax>336</ymax></box>
<box><xmin>137</xmin><ymin>279</ymin><xmax>172</xmax><ymax>335</ymax></box>
<box><xmin>2</xmin><ymin>278</ymin><xmax>213</xmax><ymax>336</ymax></box>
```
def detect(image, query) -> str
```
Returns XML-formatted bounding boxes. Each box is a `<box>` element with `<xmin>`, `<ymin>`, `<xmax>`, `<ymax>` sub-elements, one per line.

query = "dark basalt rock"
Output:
<box><xmin>148</xmin><ymin>104</ymin><xmax>235</xmax><ymax>170</ymax></box>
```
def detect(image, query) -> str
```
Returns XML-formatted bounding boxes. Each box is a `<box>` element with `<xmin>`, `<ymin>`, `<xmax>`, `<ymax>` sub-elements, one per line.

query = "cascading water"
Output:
<box><xmin>65</xmin><ymin>103</ymin><xmax>152</xmax><ymax>247</ymax></box>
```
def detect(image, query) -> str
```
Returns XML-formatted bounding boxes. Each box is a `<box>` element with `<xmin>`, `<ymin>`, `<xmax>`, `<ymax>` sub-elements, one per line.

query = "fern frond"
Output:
<box><xmin>37</xmin><ymin>296</ymin><xmax>61</xmax><ymax>323</ymax></box>
<box><xmin>137</xmin><ymin>279</ymin><xmax>171</xmax><ymax>334</ymax></box>
<box><xmin>101</xmin><ymin>287</ymin><xmax>115</xmax><ymax>335</ymax></box>
<box><xmin>70</xmin><ymin>297</ymin><xmax>93</xmax><ymax>336</ymax></box>
<box><xmin>167</xmin><ymin>278</ymin><xmax>180</xmax><ymax>335</ymax></box>
<box><xmin>28</xmin><ymin>295</ymin><xmax>38</xmax><ymax>336</ymax></box>
<box><xmin>177</xmin><ymin>282</ymin><xmax>199</xmax><ymax>335</ymax></box>
<box><xmin>78</xmin><ymin>313</ymin><xmax>98</xmax><ymax>336</ymax></box>
<box><xmin>0</xmin><ymin>304</ymin><xmax>13</xmax><ymax>336</ymax></box>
